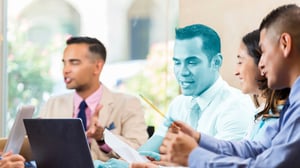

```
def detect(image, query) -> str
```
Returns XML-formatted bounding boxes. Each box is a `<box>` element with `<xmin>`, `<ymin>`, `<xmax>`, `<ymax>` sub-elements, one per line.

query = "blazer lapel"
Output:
<box><xmin>98</xmin><ymin>85</ymin><xmax>114</xmax><ymax>127</ymax></box>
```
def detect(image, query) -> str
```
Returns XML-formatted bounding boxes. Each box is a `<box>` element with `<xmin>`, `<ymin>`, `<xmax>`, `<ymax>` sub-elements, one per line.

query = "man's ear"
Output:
<box><xmin>210</xmin><ymin>53</ymin><xmax>223</xmax><ymax>69</ymax></box>
<box><xmin>280</xmin><ymin>33</ymin><xmax>292</xmax><ymax>58</ymax></box>
<box><xmin>95</xmin><ymin>60</ymin><xmax>104</xmax><ymax>75</ymax></box>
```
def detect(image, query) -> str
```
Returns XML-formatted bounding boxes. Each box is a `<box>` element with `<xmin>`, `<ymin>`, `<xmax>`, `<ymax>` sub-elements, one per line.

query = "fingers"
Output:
<box><xmin>0</xmin><ymin>154</ymin><xmax>25</xmax><ymax>168</ymax></box>
<box><xmin>1</xmin><ymin>151</ymin><xmax>12</xmax><ymax>157</ymax></box>
<box><xmin>159</xmin><ymin>132</ymin><xmax>177</xmax><ymax>162</ymax></box>
<box><xmin>169</xmin><ymin>123</ymin><xmax>180</xmax><ymax>133</ymax></box>
<box><xmin>86</xmin><ymin>124</ymin><xmax>104</xmax><ymax>140</ymax></box>
<box><xmin>139</xmin><ymin>151</ymin><xmax>161</xmax><ymax>161</ymax></box>
<box><xmin>86</xmin><ymin>104</ymin><xmax>104</xmax><ymax>140</ymax></box>
<box><xmin>8</xmin><ymin>154</ymin><xmax>25</xmax><ymax>162</ymax></box>
<box><xmin>90</xmin><ymin>104</ymin><xmax>103</xmax><ymax>127</ymax></box>
<box><xmin>130</xmin><ymin>162</ymin><xmax>158</xmax><ymax>168</ymax></box>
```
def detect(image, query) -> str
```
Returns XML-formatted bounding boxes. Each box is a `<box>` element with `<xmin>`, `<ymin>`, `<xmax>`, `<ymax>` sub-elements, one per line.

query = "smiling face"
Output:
<box><xmin>235</xmin><ymin>42</ymin><xmax>262</xmax><ymax>94</ymax></box>
<box><xmin>259</xmin><ymin>28</ymin><xmax>287</xmax><ymax>89</ymax></box>
<box><xmin>62</xmin><ymin>43</ymin><xmax>103</xmax><ymax>94</ymax></box>
<box><xmin>173</xmin><ymin>37</ymin><xmax>218</xmax><ymax>97</ymax></box>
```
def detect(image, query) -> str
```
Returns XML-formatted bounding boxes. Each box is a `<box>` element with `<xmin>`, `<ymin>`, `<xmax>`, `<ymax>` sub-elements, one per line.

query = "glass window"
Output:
<box><xmin>4</xmin><ymin>0</ymin><xmax>179</xmax><ymax>135</ymax></box>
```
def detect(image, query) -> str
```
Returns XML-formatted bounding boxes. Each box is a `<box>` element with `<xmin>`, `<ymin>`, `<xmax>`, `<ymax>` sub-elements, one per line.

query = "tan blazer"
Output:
<box><xmin>39</xmin><ymin>85</ymin><xmax>148</xmax><ymax>161</ymax></box>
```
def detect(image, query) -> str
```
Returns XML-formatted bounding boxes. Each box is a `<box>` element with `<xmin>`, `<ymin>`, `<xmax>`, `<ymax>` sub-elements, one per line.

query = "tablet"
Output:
<box><xmin>3</xmin><ymin>105</ymin><xmax>35</xmax><ymax>154</ymax></box>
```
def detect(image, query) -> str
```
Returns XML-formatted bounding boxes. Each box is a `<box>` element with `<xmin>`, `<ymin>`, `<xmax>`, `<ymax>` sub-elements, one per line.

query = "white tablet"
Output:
<box><xmin>3</xmin><ymin>105</ymin><xmax>35</xmax><ymax>154</ymax></box>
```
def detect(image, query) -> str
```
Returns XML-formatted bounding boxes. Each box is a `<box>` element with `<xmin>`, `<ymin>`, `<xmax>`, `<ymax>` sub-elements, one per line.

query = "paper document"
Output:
<box><xmin>104</xmin><ymin>129</ymin><xmax>149</xmax><ymax>163</ymax></box>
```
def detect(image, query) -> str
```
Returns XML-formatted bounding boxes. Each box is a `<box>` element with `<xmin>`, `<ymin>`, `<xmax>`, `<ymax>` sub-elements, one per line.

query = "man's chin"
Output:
<box><xmin>66</xmin><ymin>85</ymin><xmax>75</xmax><ymax>90</ymax></box>
<box><xmin>181</xmin><ymin>90</ymin><xmax>193</xmax><ymax>96</ymax></box>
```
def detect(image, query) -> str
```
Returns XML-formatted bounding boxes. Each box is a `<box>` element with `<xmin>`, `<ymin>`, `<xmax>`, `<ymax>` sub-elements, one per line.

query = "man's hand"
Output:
<box><xmin>86</xmin><ymin>104</ymin><xmax>104</xmax><ymax>141</ymax></box>
<box><xmin>172</xmin><ymin>121</ymin><xmax>200</xmax><ymax>142</ymax></box>
<box><xmin>130</xmin><ymin>162</ymin><xmax>158</xmax><ymax>168</ymax></box>
<box><xmin>159</xmin><ymin>130</ymin><xmax>198</xmax><ymax>166</ymax></box>
<box><xmin>0</xmin><ymin>152</ymin><xmax>25</xmax><ymax>168</ymax></box>
<box><xmin>130</xmin><ymin>160</ymin><xmax>181</xmax><ymax>168</ymax></box>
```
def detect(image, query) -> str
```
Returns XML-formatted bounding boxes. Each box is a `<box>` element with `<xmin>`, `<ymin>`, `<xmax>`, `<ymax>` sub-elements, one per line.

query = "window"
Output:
<box><xmin>1</xmin><ymin>0</ymin><xmax>179</xmax><ymax>135</ymax></box>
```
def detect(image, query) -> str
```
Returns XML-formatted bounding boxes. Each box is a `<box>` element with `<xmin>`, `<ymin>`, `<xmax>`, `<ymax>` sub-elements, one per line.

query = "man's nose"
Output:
<box><xmin>180</xmin><ymin>65</ymin><xmax>190</xmax><ymax>76</ymax></box>
<box><xmin>63</xmin><ymin>64</ymin><xmax>71</xmax><ymax>74</ymax></box>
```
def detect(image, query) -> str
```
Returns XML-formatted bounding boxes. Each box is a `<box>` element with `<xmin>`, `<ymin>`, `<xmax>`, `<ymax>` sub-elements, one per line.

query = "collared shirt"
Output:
<box><xmin>155</xmin><ymin>77</ymin><xmax>255</xmax><ymax>141</ymax></box>
<box><xmin>188</xmin><ymin>77</ymin><xmax>300</xmax><ymax>168</ymax></box>
<box><xmin>73</xmin><ymin>84</ymin><xmax>103</xmax><ymax>128</ymax></box>
<box><xmin>244</xmin><ymin>105</ymin><xmax>282</xmax><ymax>141</ymax></box>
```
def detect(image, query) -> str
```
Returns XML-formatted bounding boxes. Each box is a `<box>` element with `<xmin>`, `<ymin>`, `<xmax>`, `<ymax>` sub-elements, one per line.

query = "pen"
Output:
<box><xmin>139</xmin><ymin>94</ymin><xmax>167</xmax><ymax>119</ymax></box>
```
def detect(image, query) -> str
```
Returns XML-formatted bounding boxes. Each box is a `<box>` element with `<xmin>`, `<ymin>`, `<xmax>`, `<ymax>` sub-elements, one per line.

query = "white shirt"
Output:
<box><xmin>156</xmin><ymin>77</ymin><xmax>255</xmax><ymax>141</ymax></box>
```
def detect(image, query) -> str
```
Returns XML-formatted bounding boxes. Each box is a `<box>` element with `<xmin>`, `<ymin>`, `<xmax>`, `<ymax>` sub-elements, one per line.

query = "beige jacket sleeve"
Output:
<box><xmin>90</xmin><ymin>86</ymin><xmax>148</xmax><ymax>161</ymax></box>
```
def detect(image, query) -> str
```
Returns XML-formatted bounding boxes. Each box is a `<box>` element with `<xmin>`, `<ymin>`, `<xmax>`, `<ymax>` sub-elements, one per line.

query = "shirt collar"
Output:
<box><xmin>290</xmin><ymin>76</ymin><xmax>300</xmax><ymax>102</ymax></box>
<box><xmin>74</xmin><ymin>84</ymin><xmax>103</xmax><ymax>112</ymax></box>
<box><xmin>194</xmin><ymin>76</ymin><xmax>224</xmax><ymax>110</ymax></box>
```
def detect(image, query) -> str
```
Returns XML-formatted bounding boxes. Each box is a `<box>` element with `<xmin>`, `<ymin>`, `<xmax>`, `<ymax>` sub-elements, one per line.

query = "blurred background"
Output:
<box><xmin>0</xmin><ymin>0</ymin><xmax>299</xmax><ymax>136</ymax></box>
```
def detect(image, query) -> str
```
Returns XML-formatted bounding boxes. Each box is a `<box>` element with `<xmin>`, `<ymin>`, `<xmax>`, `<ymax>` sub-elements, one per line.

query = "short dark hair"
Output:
<box><xmin>259</xmin><ymin>4</ymin><xmax>299</xmax><ymax>31</ymax></box>
<box><xmin>259</xmin><ymin>4</ymin><xmax>300</xmax><ymax>50</ymax></box>
<box><xmin>66</xmin><ymin>36</ymin><xmax>107</xmax><ymax>62</ymax></box>
<box><xmin>175</xmin><ymin>24</ymin><xmax>221</xmax><ymax>60</ymax></box>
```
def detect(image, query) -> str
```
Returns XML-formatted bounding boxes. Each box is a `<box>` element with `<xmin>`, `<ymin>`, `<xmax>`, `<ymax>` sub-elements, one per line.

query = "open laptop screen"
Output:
<box><xmin>23</xmin><ymin>118</ymin><xmax>94</xmax><ymax>168</ymax></box>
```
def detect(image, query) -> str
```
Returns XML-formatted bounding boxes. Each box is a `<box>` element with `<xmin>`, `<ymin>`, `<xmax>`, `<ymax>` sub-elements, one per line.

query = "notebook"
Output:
<box><xmin>3</xmin><ymin>105</ymin><xmax>35</xmax><ymax>154</ymax></box>
<box><xmin>23</xmin><ymin>118</ymin><xmax>94</xmax><ymax>168</ymax></box>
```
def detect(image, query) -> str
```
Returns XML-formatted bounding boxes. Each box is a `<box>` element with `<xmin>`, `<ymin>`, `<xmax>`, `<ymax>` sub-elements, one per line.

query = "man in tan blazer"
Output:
<box><xmin>39</xmin><ymin>36</ymin><xmax>148</xmax><ymax>161</ymax></box>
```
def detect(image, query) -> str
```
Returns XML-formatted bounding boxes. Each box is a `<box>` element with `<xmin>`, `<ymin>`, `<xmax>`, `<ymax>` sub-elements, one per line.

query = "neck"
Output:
<box><xmin>77</xmin><ymin>82</ymin><xmax>101</xmax><ymax>99</ymax></box>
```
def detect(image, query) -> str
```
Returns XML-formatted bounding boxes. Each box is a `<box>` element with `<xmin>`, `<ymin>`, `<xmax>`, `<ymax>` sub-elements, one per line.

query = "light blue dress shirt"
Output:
<box><xmin>244</xmin><ymin>105</ymin><xmax>282</xmax><ymax>141</ymax></box>
<box><xmin>188</xmin><ymin>77</ymin><xmax>300</xmax><ymax>168</ymax></box>
<box><xmin>156</xmin><ymin>77</ymin><xmax>255</xmax><ymax>141</ymax></box>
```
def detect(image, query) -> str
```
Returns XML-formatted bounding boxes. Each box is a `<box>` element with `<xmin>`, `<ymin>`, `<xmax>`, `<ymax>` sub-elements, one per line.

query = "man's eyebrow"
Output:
<box><xmin>62</xmin><ymin>58</ymin><xmax>80</xmax><ymax>62</ymax></box>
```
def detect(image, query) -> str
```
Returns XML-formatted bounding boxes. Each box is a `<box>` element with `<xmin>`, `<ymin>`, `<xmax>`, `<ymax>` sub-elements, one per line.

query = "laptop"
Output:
<box><xmin>23</xmin><ymin>118</ymin><xmax>94</xmax><ymax>168</ymax></box>
<box><xmin>3</xmin><ymin>105</ymin><xmax>35</xmax><ymax>154</ymax></box>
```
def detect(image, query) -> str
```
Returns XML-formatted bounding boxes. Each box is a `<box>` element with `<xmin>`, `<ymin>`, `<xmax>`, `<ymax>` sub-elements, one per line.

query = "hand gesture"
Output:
<box><xmin>86</xmin><ymin>104</ymin><xmax>104</xmax><ymax>141</ymax></box>
<box><xmin>160</xmin><ymin>130</ymin><xmax>198</xmax><ymax>166</ymax></box>
<box><xmin>171</xmin><ymin>121</ymin><xmax>200</xmax><ymax>142</ymax></box>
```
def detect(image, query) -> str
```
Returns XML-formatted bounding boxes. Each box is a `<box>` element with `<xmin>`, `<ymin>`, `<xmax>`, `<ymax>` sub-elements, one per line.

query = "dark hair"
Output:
<box><xmin>259</xmin><ymin>4</ymin><xmax>299</xmax><ymax>31</ymax></box>
<box><xmin>242</xmin><ymin>30</ymin><xmax>290</xmax><ymax>120</ymax></box>
<box><xmin>242</xmin><ymin>30</ymin><xmax>261</xmax><ymax>65</ymax></box>
<box><xmin>175</xmin><ymin>24</ymin><xmax>221</xmax><ymax>61</ymax></box>
<box><xmin>66</xmin><ymin>36</ymin><xmax>107</xmax><ymax>62</ymax></box>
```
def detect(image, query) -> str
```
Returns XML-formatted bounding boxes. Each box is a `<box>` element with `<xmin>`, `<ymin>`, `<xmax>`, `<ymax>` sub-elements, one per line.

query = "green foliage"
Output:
<box><xmin>125</xmin><ymin>42</ymin><xmax>179</xmax><ymax>127</ymax></box>
<box><xmin>7</xmin><ymin>22</ymin><xmax>60</xmax><ymax>126</ymax></box>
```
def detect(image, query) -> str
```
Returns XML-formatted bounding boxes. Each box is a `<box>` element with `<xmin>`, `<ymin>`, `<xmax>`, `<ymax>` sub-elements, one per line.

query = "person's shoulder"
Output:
<box><xmin>103</xmin><ymin>85</ymin><xmax>139</xmax><ymax>101</ymax></box>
